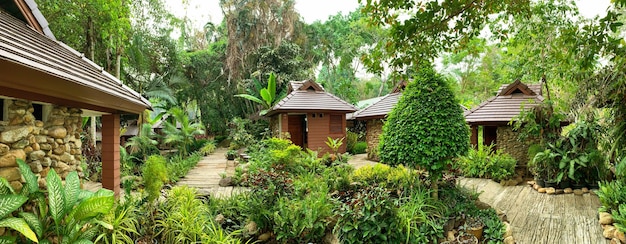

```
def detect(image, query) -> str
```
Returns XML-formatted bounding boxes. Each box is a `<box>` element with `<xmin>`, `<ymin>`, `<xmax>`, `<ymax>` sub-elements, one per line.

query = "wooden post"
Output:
<box><xmin>470</xmin><ymin>125</ymin><xmax>478</xmax><ymax>148</ymax></box>
<box><xmin>101</xmin><ymin>114</ymin><xmax>120</xmax><ymax>197</ymax></box>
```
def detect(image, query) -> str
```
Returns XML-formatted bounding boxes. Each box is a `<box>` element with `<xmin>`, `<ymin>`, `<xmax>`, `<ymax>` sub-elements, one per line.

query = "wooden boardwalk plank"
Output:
<box><xmin>460</xmin><ymin>178</ymin><xmax>608</xmax><ymax>244</ymax></box>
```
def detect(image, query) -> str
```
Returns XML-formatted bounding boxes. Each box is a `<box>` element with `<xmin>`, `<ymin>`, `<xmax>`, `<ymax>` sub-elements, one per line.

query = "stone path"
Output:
<box><xmin>459</xmin><ymin>178</ymin><xmax>607</xmax><ymax>244</ymax></box>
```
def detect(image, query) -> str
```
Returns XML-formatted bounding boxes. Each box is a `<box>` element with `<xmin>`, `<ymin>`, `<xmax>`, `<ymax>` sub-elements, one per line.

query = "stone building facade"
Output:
<box><xmin>496</xmin><ymin>126</ymin><xmax>540</xmax><ymax>167</ymax></box>
<box><xmin>0</xmin><ymin>99</ymin><xmax>84</xmax><ymax>191</ymax></box>
<box><xmin>365</xmin><ymin>119</ymin><xmax>384</xmax><ymax>161</ymax></box>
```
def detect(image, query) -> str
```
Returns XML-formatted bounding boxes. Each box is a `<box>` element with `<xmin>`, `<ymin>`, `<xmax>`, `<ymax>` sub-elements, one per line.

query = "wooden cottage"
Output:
<box><xmin>464</xmin><ymin>80</ymin><xmax>543</xmax><ymax>165</ymax></box>
<box><xmin>267</xmin><ymin>80</ymin><xmax>357</xmax><ymax>154</ymax></box>
<box><xmin>0</xmin><ymin>0</ymin><xmax>151</xmax><ymax>196</ymax></box>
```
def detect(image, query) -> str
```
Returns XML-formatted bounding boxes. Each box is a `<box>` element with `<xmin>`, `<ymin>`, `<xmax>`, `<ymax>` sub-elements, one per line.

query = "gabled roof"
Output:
<box><xmin>1</xmin><ymin>0</ymin><xmax>55</xmax><ymax>39</ymax></box>
<box><xmin>352</xmin><ymin>93</ymin><xmax>402</xmax><ymax>120</ymax></box>
<box><xmin>0</xmin><ymin>8</ymin><xmax>151</xmax><ymax>114</ymax></box>
<box><xmin>267</xmin><ymin>80</ymin><xmax>357</xmax><ymax>116</ymax></box>
<box><xmin>465</xmin><ymin>80</ymin><xmax>544</xmax><ymax>125</ymax></box>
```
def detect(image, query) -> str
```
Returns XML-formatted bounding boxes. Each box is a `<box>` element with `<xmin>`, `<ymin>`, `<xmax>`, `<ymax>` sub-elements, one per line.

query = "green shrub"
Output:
<box><xmin>597</xmin><ymin>181</ymin><xmax>626</xmax><ymax>213</ymax></box>
<box><xmin>352</xmin><ymin>141</ymin><xmax>367</xmax><ymax>154</ymax></box>
<box><xmin>379</xmin><ymin>66</ymin><xmax>469</xmax><ymax>199</ymax></box>
<box><xmin>322</xmin><ymin>163</ymin><xmax>353</xmax><ymax>192</ymax></box>
<box><xmin>457</xmin><ymin>145</ymin><xmax>517</xmax><ymax>182</ymax></box>
<box><xmin>334</xmin><ymin>186</ymin><xmax>403</xmax><ymax>243</ymax></box>
<box><xmin>199</xmin><ymin>141</ymin><xmax>217</xmax><ymax>155</ymax></box>
<box><xmin>274</xmin><ymin>191</ymin><xmax>333</xmax><ymax>242</ymax></box>
<box><xmin>397</xmin><ymin>188</ymin><xmax>445</xmax><ymax>243</ymax></box>
<box><xmin>353</xmin><ymin>164</ymin><xmax>424</xmax><ymax>190</ymax></box>
<box><xmin>156</xmin><ymin>186</ymin><xmax>240</xmax><ymax>243</ymax></box>
<box><xmin>613</xmin><ymin>204</ymin><xmax>626</xmax><ymax>233</ymax></box>
<box><xmin>166</xmin><ymin>153</ymin><xmax>202</xmax><ymax>182</ymax></box>
<box><xmin>96</xmin><ymin>202</ymin><xmax>139</xmax><ymax>244</ymax></box>
<box><xmin>479</xmin><ymin>208</ymin><xmax>506</xmax><ymax>243</ymax></box>
<box><xmin>346</xmin><ymin>131</ymin><xmax>358</xmax><ymax>153</ymax></box>
<box><xmin>143</xmin><ymin>155</ymin><xmax>168</xmax><ymax>202</ymax></box>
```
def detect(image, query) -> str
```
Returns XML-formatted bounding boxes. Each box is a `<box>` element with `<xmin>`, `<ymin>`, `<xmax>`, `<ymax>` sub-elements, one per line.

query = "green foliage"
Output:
<box><xmin>360</xmin><ymin>0</ymin><xmax>530</xmax><ymax>74</ymax></box>
<box><xmin>163</xmin><ymin>107</ymin><xmax>206</xmax><ymax>156</ymax></box>
<box><xmin>235</xmin><ymin>72</ymin><xmax>278</xmax><ymax>115</ymax></box>
<box><xmin>457</xmin><ymin>145</ymin><xmax>517</xmax><ymax>182</ymax></box>
<box><xmin>95</xmin><ymin>203</ymin><xmax>138</xmax><ymax>244</ymax></box>
<box><xmin>352</xmin><ymin>142</ymin><xmax>367</xmax><ymax>154</ymax></box>
<box><xmin>379</xmin><ymin>66</ymin><xmax>469</xmax><ymax>198</ymax></box>
<box><xmin>228</xmin><ymin>117</ymin><xmax>255</xmax><ymax>150</ymax></box>
<box><xmin>0</xmin><ymin>191</ymin><xmax>36</xmax><ymax>242</ymax></box>
<box><xmin>274</xmin><ymin>191</ymin><xmax>333</xmax><ymax>242</ymax></box>
<box><xmin>397</xmin><ymin>188</ymin><xmax>446</xmax><ymax>243</ymax></box>
<box><xmin>325</xmin><ymin>137</ymin><xmax>344</xmax><ymax>155</ymax></box>
<box><xmin>156</xmin><ymin>186</ymin><xmax>240</xmax><ymax>243</ymax></box>
<box><xmin>334</xmin><ymin>186</ymin><xmax>402</xmax><ymax>243</ymax></box>
<box><xmin>167</xmin><ymin>153</ymin><xmax>203</xmax><ymax>183</ymax></box>
<box><xmin>613</xmin><ymin>204</ymin><xmax>626</xmax><ymax>233</ymax></box>
<box><xmin>345</xmin><ymin>131</ymin><xmax>358</xmax><ymax>153</ymax></box>
<box><xmin>142</xmin><ymin>155</ymin><xmax>168</xmax><ymax>202</ymax></box>
<box><xmin>353</xmin><ymin>164</ymin><xmax>424</xmax><ymax>190</ymax></box>
<box><xmin>125</xmin><ymin>123</ymin><xmax>159</xmax><ymax>158</ymax></box>
<box><xmin>513</xmin><ymin>100</ymin><xmax>564</xmax><ymax>145</ymax></box>
<box><xmin>597</xmin><ymin>181</ymin><xmax>626</xmax><ymax>213</ymax></box>
<box><xmin>199</xmin><ymin>141</ymin><xmax>217</xmax><ymax>156</ymax></box>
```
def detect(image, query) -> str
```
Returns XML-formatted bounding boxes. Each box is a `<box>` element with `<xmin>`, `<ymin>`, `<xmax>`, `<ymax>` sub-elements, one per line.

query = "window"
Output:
<box><xmin>329</xmin><ymin>114</ymin><xmax>343</xmax><ymax>134</ymax></box>
<box><xmin>32</xmin><ymin>103</ymin><xmax>43</xmax><ymax>121</ymax></box>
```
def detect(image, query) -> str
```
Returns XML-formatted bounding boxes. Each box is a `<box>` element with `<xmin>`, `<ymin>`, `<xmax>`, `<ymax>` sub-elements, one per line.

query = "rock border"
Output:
<box><xmin>599</xmin><ymin>211</ymin><xmax>626</xmax><ymax>244</ymax></box>
<box><xmin>526</xmin><ymin>181</ymin><xmax>594</xmax><ymax>196</ymax></box>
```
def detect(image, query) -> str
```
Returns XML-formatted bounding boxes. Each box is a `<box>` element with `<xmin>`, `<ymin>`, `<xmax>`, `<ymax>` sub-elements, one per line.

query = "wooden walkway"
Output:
<box><xmin>175</xmin><ymin>148</ymin><xmax>247</xmax><ymax>198</ymax></box>
<box><xmin>459</xmin><ymin>178</ymin><xmax>607</xmax><ymax>244</ymax></box>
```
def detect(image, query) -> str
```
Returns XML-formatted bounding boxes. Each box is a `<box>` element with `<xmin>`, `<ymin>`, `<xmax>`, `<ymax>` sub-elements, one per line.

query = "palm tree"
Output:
<box><xmin>125</xmin><ymin>123</ymin><xmax>159</xmax><ymax>160</ymax></box>
<box><xmin>162</xmin><ymin>107</ymin><xmax>206</xmax><ymax>156</ymax></box>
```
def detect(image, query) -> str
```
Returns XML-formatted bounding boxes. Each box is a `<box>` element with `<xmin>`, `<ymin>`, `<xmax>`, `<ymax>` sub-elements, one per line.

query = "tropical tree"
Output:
<box><xmin>235</xmin><ymin>73</ymin><xmax>278</xmax><ymax>116</ymax></box>
<box><xmin>378</xmin><ymin>66</ymin><xmax>469</xmax><ymax>199</ymax></box>
<box><xmin>125</xmin><ymin>123</ymin><xmax>159</xmax><ymax>159</ymax></box>
<box><xmin>163</xmin><ymin>107</ymin><xmax>206</xmax><ymax>156</ymax></box>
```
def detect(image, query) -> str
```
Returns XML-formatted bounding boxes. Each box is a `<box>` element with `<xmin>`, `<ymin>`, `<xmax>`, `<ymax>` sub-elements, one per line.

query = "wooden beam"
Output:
<box><xmin>101</xmin><ymin>114</ymin><xmax>120</xmax><ymax>197</ymax></box>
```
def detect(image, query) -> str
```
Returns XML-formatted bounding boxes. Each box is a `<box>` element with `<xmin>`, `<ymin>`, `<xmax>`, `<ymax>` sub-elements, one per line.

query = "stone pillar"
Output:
<box><xmin>470</xmin><ymin>125</ymin><xmax>478</xmax><ymax>148</ymax></box>
<box><xmin>101</xmin><ymin>114</ymin><xmax>120</xmax><ymax>197</ymax></box>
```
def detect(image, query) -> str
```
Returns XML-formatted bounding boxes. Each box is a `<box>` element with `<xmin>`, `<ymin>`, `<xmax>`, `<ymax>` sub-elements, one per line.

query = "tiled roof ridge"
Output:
<box><xmin>352</xmin><ymin>93</ymin><xmax>392</xmax><ymax>118</ymax></box>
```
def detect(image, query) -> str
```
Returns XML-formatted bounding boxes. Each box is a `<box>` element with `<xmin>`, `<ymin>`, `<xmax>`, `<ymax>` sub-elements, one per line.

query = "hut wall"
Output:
<box><xmin>496</xmin><ymin>126</ymin><xmax>540</xmax><ymax>167</ymax></box>
<box><xmin>307</xmin><ymin>112</ymin><xmax>346</xmax><ymax>155</ymax></box>
<box><xmin>365</xmin><ymin>119</ymin><xmax>384</xmax><ymax>161</ymax></box>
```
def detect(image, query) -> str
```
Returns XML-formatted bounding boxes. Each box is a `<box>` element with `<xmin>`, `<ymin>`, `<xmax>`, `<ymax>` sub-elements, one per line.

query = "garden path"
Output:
<box><xmin>459</xmin><ymin>178</ymin><xmax>608</xmax><ymax>244</ymax></box>
<box><xmin>175</xmin><ymin>147</ymin><xmax>247</xmax><ymax>198</ymax></box>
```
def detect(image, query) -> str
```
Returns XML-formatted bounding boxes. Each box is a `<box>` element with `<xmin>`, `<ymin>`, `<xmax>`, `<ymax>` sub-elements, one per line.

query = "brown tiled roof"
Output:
<box><xmin>267</xmin><ymin>80</ymin><xmax>356</xmax><ymax>116</ymax></box>
<box><xmin>352</xmin><ymin>92</ymin><xmax>402</xmax><ymax>120</ymax></box>
<box><xmin>0</xmin><ymin>10</ymin><xmax>151</xmax><ymax>113</ymax></box>
<box><xmin>465</xmin><ymin>81</ymin><xmax>544</xmax><ymax>124</ymax></box>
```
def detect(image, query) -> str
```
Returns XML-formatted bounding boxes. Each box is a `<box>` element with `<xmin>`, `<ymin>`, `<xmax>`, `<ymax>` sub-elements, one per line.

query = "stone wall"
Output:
<box><xmin>0</xmin><ymin>99</ymin><xmax>83</xmax><ymax>191</ymax></box>
<box><xmin>496</xmin><ymin>126</ymin><xmax>539</xmax><ymax>167</ymax></box>
<box><xmin>366</xmin><ymin>119</ymin><xmax>384</xmax><ymax>161</ymax></box>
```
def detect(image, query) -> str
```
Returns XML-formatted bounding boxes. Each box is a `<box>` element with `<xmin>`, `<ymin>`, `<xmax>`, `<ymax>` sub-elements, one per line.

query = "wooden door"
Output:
<box><xmin>288</xmin><ymin>115</ymin><xmax>306</xmax><ymax>148</ymax></box>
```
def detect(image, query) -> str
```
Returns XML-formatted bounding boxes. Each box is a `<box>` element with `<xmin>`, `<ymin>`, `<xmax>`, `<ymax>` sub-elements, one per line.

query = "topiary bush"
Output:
<box><xmin>379</xmin><ymin>66</ymin><xmax>469</xmax><ymax>199</ymax></box>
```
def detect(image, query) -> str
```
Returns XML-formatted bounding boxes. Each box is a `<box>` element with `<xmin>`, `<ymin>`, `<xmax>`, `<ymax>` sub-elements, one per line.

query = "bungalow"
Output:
<box><xmin>267</xmin><ymin>80</ymin><xmax>357</xmax><ymax>154</ymax></box>
<box><xmin>0</xmin><ymin>0</ymin><xmax>151</xmax><ymax>196</ymax></box>
<box><xmin>464</xmin><ymin>80</ymin><xmax>543</xmax><ymax>165</ymax></box>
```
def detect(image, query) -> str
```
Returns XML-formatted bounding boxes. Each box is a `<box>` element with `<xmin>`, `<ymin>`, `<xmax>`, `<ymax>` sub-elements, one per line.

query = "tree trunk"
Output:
<box><xmin>87</xmin><ymin>17</ymin><xmax>95</xmax><ymax>61</ymax></box>
<box><xmin>115</xmin><ymin>46</ymin><xmax>122</xmax><ymax>79</ymax></box>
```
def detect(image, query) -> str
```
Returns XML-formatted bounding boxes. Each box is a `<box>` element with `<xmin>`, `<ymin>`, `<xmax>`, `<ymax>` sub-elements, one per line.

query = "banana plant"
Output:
<box><xmin>15</xmin><ymin>159</ymin><xmax>115</xmax><ymax>243</ymax></box>
<box><xmin>235</xmin><ymin>72</ymin><xmax>278</xmax><ymax>115</ymax></box>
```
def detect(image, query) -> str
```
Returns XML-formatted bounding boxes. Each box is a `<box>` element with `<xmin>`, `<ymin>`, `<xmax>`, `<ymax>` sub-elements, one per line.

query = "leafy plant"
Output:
<box><xmin>228</xmin><ymin>117</ymin><xmax>255</xmax><ymax>150</ymax></box>
<box><xmin>96</xmin><ymin>202</ymin><xmax>139</xmax><ymax>244</ymax></box>
<box><xmin>397</xmin><ymin>188</ymin><xmax>445</xmax><ymax>243</ymax></box>
<box><xmin>352</xmin><ymin>141</ymin><xmax>367</xmax><ymax>154</ymax></box>
<box><xmin>457</xmin><ymin>145</ymin><xmax>517</xmax><ymax>182</ymax></box>
<box><xmin>613</xmin><ymin>204</ymin><xmax>626</xmax><ymax>233</ymax></box>
<box><xmin>163</xmin><ymin>106</ymin><xmax>206</xmax><ymax>156</ymax></box>
<box><xmin>234</xmin><ymin>72</ymin><xmax>278</xmax><ymax>115</ymax></box>
<box><xmin>226</xmin><ymin>149</ymin><xmax>238</xmax><ymax>160</ymax></box>
<box><xmin>125</xmin><ymin>123</ymin><xmax>159</xmax><ymax>159</ymax></box>
<box><xmin>13</xmin><ymin>159</ymin><xmax>115</xmax><ymax>243</ymax></box>
<box><xmin>0</xmin><ymin>179</ymin><xmax>37</xmax><ymax>243</ymax></box>
<box><xmin>200</xmin><ymin>141</ymin><xmax>217</xmax><ymax>155</ymax></box>
<box><xmin>273</xmin><ymin>191</ymin><xmax>333</xmax><ymax>242</ymax></box>
<box><xmin>142</xmin><ymin>155</ymin><xmax>168</xmax><ymax>202</ymax></box>
<box><xmin>379</xmin><ymin>66</ymin><xmax>469</xmax><ymax>199</ymax></box>
<box><xmin>597</xmin><ymin>181</ymin><xmax>626</xmax><ymax>213</ymax></box>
